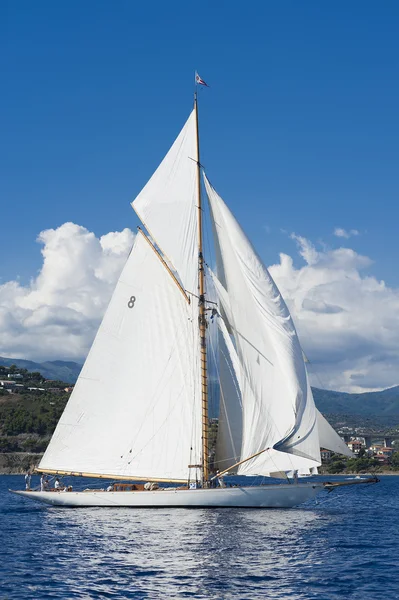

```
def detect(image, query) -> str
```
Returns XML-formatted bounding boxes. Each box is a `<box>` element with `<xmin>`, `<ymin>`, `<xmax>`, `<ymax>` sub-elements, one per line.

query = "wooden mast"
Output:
<box><xmin>194</xmin><ymin>90</ymin><xmax>209</xmax><ymax>484</ymax></box>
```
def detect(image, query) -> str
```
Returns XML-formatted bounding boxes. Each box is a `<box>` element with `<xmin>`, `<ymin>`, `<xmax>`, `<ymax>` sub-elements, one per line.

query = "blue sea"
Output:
<box><xmin>1</xmin><ymin>474</ymin><xmax>398</xmax><ymax>599</ymax></box>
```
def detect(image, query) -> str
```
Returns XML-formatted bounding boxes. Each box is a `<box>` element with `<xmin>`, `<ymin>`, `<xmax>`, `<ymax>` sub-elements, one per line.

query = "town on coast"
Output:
<box><xmin>1</xmin><ymin>363</ymin><xmax>399</xmax><ymax>476</ymax></box>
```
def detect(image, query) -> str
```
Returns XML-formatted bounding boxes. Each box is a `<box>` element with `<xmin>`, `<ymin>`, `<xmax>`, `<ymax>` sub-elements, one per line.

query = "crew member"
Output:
<box><xmin>25</xmin><ymin>471</ymin><xmax>31</xmax><ymax>490</ymax></box>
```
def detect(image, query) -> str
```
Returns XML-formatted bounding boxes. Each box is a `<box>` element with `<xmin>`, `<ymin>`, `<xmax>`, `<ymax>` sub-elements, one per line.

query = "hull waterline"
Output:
<box><xmin>10</xmin><ymin>483</ymin><xmax>323</xmax><ymax>508</ymax></box>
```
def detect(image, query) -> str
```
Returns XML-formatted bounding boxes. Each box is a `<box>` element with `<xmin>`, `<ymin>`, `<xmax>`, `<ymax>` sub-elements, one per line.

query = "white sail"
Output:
<box><xmin>215</xmin><ymin>317</ymin><xmax>242</xmax><ymax>469</ymax></box>
<box><xmin>216</xmin><ymin>315</ymin><xmax>319</xmax><ymax>476</ymax></box>
<box><xmin>132</xmin><ymin>111</ymin><xmax>198</xmax><ymax>293</ymax></box>
<box><xmin>316</xmin><ymin>409</ymin><xmax>353</xmax><ymax>457</ymax></box>
<box><xmin>215</xmin><ymin>287</ymin><xmax>351</xmax><ymax>462</ymax></box>
<box><xmin>204</xmin><ymin>174</ymin><xmax>320</xmax><ymax>476</ymax></box>
<box><xmin>39</xmin><ymin>232</ymin><xmax>201</xmax><ymax>482</ymax></box>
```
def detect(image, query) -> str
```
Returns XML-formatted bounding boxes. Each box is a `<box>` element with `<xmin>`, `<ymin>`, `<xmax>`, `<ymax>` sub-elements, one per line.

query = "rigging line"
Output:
<box><xmin>218</xmin><ymin>347</ymin><xmax>242</xmax><ymax>461</ymax></box>
<box><xmin>306</xmin><ymin>352</ymin><xmax>329</xmax><ymax>394</ymax></box>
<box><xmin>285</xmin><ymin>297</ymin><xmax>328</xmax><ymax>392</ymax></box>
<box><xmin>211</xmin><ymin>448</ymin><xmax>272</xmax><ymax>480</ymax></box>
<box><xmin>204</xmin><ymin>204</ymin><xmax>292</xmax><ymax>454</ymax></box>
<box><xmin>265</xmin><ymin>449</ymin><xmax>293</xmax><ymax>482</ymax></box>
<box><xmin>204</xmin><ymin>182</ymin><xmax>309</xmax><ymax>476</ymax></box>
<box><xmin>188</xmin><ymin>156</ymin><xmax>206</xmax><ymax>169</ymax></box>
<box><xmin>185</xmin><ymin>290</ymin><xmax>218</xmax><ymax>305</ymax></box>
<box><xmin>214</xmin><ymin>280</ymin><xmax>302</xmax><ymax>464</ymax></box>
<box><xmin>218</xmin><ymin>316</ymin><xmax>300</xmax><ymax>473</ymax></box>
<box><xmin>208</xmin><ymin>320</ymin><xmax>240</xmax><ymax>463</ymax></box>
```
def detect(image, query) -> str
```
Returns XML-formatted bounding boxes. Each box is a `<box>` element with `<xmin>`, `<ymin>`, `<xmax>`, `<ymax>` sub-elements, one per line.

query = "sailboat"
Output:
<box><xmin>11</xmin><ymin>83</ymin><xmax>375</xmax><ymax>508</ymax></box>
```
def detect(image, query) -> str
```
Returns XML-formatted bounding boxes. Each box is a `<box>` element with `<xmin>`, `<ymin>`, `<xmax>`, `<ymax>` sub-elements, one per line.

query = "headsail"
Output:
<box><xmin>214</xmin><ymin>306</ymin><xmax>321</xmax><ymax>475</ymax></box>
<box><xmin>215</xmin><ymin>316</ymin><xmax>242</xmax><ymax>469</ymax></box>
<box><xmin>204</xmin><ymin>174</ymin><xmax>321</xmax><ymax>476</ymax></box>
<box><xmin>132</xmin><ymin>111</ymin><xmax>198</xmax><ymax>293</ymax></box>
<box><xmin>39</xmin><ymin>232</ymin><xmax>201</xmax><ymax>482</ymax></box>
<box><xmin>316</xmin><ymin>409</ymin><xmax>353</xmax><ymax>457</ymax></box>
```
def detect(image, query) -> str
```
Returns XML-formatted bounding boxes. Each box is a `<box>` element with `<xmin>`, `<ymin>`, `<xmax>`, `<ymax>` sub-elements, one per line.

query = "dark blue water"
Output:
<box><xmin>1</xmin><ymin>475</ymin><xmax>398</xmax><ymax>599</ymax></box>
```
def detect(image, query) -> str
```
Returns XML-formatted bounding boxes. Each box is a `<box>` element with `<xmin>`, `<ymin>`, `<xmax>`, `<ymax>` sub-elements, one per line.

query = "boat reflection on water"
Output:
<box><xmin>42</xmin><ymin>502</ymin><xmax>330</xmax><ymax>599</ymax></box>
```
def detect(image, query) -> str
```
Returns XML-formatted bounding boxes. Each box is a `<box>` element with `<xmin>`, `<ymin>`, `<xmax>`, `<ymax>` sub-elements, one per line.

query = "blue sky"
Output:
<box><xmin>1</xmin><ymin>2</ymin><xmax>399</xmax><ymax>391</ymax></box>
<box><xmin>1</xmin><ymin>0</ymin><xmax>398</xmax><ymax>284</ymax></box>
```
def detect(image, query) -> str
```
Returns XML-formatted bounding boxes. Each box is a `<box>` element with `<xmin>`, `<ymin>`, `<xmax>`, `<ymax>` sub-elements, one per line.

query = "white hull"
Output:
<box><xmin>10</xmin><ymin>483</ymin><xmax>323</xmax><ymax>508</ymax></box>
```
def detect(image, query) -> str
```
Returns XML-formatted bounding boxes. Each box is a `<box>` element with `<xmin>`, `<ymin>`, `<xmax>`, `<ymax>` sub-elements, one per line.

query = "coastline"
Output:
<box><xmin>1</xmin><ymin>452</ymin><xmax>398</xmax><ymax>477</ymax></box>
<box><xmin>0</xmin><ymin>452</ymin><xmax>43</xmax><ymax>475</ymax></box>
<box><xmin>324</xmin><ymin>471</ymin><xmax>399</xmax><ymax>476</ymax></box>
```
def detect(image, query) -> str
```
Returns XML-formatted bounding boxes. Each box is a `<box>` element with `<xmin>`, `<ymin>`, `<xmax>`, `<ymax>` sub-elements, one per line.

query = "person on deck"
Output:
<box><xmin>25</xmin><ymin>471</ymin><xmax>31</xmax><ymax>490</ymax></box>
<box><xmin>40</xmin><ymin>475</ymin><xmax>50</xmax><ymax>491</ymax></box>
<box><xmin>216</xmin><ymin>470</ymin><xmax>226</xmax><ymax>488</ymax></box>
<box><xmin>54</xmin><ymin>478</ymin><xmax>62</xmax><ymax>490</ymax></box>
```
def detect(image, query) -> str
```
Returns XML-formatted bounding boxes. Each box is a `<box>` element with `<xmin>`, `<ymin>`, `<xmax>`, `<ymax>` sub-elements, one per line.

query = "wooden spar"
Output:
<box><xmin>211</xmin><ymin>448</ymin><xmax>271</xmax><ymax>480</ymax></box>
<box><xmin>34</xmin><ymin>467</ymin><xmax>186</xmax><ymax>484</ymax></box>
<box><xmin>138</xmin><ymin>228</ymin><xmax>190</xmax><ymax>303</ymax></box>
<box><xmin>132</xmin><ymin>204</ymin><xmax>182</xmax><ymax>289</ymax></box>
<box><xmin>323</xmin><ymin>476</ymin><xmax>379</xmax><ymax>491</ymax></box>
<box><xmin>194</xmin><ymin>91</ymin><xmax>209</xmax><ymax>483</ymax></box>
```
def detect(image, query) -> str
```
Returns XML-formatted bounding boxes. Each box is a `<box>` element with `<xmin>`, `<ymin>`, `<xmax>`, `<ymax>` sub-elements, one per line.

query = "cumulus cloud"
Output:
<box><xmin>269</xmin><ymin>235</ymin><xmax>399</xmax><ymax>393</ymax></box>
<box><xmin>1</xmin><ymin>222</ymin><xmax>398</xmax><ymax>393</ymax></box>
<box><xmin>0</xmin><ymin>223</ymin><xmax>135</xmax><ymax>362</ymax></box>
<box><xmin>333</xmin><ymin>227</ymin><xmax>360</xmax><ymax>238</ymax></box>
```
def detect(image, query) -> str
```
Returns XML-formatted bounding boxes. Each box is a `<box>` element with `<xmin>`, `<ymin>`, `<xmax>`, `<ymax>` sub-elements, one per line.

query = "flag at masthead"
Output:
<box><xmin>195</xmin><ymin>71</ymin><xmax>209</xmax><ymax>87</ymax></box>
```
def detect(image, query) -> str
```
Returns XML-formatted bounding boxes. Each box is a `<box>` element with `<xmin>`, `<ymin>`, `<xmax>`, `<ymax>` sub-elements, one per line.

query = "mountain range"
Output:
<box><xmin>312</xmin><ymin>385</ymin><xmax>399</xmax><ymax>418</ymax></box>
<box><xmin>1</xmin><ymin>356</ymin><xmax>399</xmax><ymax>419</ymax></box>
<box><xmin>0</xmin><ymin>356</ymin><xmax>81</xmax><ymax>384</ymax></box>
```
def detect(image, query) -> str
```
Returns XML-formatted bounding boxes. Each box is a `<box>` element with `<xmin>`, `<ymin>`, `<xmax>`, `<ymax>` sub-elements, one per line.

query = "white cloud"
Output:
<box><xmin>269</xmin><ymin>235</ymin><xmax>399</xmax><ymax>393</ymax></box>
<box><xmin>1</xmin><ymin>222</ymin><xmax>398</xmax><ymax>393</ymax></box>
<box><xmin>0</xmin><ymin>223</ymin><xmax>135</xmax><ymax>362</ymax></box>
<box><xmin>334</xmin><ymin>227</ymin><xmax>360</xmax><ymax>238</ymax></box>
<box><xmin>290</xmin><ymin>234</ymin><xmax>319</xmax><ymax>265</ymax></box>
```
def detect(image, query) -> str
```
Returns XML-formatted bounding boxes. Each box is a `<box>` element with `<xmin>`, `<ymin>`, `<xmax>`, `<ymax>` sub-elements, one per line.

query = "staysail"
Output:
<box><xmin>214</xmin><ymin>309</ymin><xmax>322</xmax><ymax>475</ymax></box>
<box><xmin>215</xmin><ymin>316</ymin><xmax>243</xmax><ymax>469</ymax></box>
<box><xmin>39</xmin><ymin>232</ymin><xmax>201</xmax><ymax>482</ymax></box>
<box><xmin>204</xmin><ymin>174</ymin><xmax>321</xmax><ymax>476</ymax></box>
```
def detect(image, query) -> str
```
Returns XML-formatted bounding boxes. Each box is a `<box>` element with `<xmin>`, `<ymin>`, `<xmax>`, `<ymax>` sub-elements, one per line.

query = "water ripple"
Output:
<box><xmin>1</xmin><ymin>476</ymin><xmax>398</xmax><ymax>599</ymax></box>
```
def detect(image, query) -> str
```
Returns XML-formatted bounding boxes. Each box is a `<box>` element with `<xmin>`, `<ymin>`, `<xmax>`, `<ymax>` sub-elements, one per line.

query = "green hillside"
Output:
<box><xmin>312</xmin><ymin>386</ymin><xmax>399</xmax><ymax>418</ymax></box>
<box><xmin>0</xmin><ymin>364</ymin><xmax>70</xmax><ymax>452</ymax></box>
<box><xmin>0</xmin><ymin>357</ymin><xmax>81</xmax><ymax>383</ymax></box>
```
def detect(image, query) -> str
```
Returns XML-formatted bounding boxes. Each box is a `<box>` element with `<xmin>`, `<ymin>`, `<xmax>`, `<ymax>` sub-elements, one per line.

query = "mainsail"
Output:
<box><xmin>39</xmin><ymin>232</ymin><xmax>201</xmax><ymax>482</ymax></box>
<box><xmin>204</xmin><ymin>174</ymin><xmax>321</xmax><ymax>476</ymax></box>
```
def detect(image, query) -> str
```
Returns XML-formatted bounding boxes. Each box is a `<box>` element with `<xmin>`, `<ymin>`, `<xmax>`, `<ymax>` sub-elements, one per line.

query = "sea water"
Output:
<box><xmin>1</xmin><ymin>475</ymin><xmax>398</xmax><ymax>599</ymax></box>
